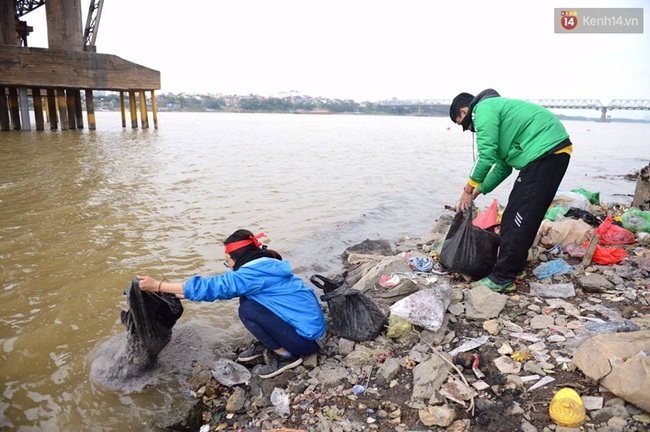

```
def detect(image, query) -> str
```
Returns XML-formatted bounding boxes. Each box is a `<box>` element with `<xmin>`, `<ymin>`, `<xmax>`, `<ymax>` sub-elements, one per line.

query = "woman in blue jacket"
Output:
<box><xmin>138</xmin><ymin>229</ymin><xmax>326</xmax><ymax>379</ymax></box>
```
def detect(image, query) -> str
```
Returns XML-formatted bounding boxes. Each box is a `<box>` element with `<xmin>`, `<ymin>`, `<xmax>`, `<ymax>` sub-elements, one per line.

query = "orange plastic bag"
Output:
<box><xmin>473</xmin><ymin>199</ymin><xmax>498</xmax><ymax>230</ymax></box>
<box><xmin>594</xmin><ymin>214</ymin><xmax>635</xmax><ymax>245</ymax></box>
<box><xmin>583</xmin><ymin>240</ymin><xmax>627</xmax><ymax>265</ymax></box>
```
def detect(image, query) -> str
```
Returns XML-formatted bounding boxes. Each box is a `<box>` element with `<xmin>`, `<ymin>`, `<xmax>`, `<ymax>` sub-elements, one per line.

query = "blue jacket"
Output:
<box><xmin>183</xmin><ymin>257</ymin><xmax>326</xmax><ymax>340</ymax></box>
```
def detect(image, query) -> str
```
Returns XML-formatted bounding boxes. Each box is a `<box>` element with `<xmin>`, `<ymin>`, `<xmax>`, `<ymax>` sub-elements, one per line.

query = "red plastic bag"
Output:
<box><xmin>473</xmin><ymin>199</ymin><xmax>498</xmax><ymax>230</ymax></box>
<box><xmin>593</xmin><ymin>214</ymin><xmax>635</xmax><ymax>245</ymax></box>
<box><xmin>583</xmin><ymin>240</ymin><xmax>628</xmax><ymax>265</ymax></box>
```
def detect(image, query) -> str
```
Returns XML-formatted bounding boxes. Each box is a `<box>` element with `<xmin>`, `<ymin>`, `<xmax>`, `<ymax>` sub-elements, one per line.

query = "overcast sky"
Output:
<box><xmin>24</xmin><ymin>0</ymin><xmax>649</xmax><ymax>105</ymax></box>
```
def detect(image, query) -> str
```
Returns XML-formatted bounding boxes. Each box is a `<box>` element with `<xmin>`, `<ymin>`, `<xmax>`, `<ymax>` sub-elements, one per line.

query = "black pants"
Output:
<box><xmin>490</xmin><ymin>151</ymin><xmax>571</xmax><ymax>284</ymax></box>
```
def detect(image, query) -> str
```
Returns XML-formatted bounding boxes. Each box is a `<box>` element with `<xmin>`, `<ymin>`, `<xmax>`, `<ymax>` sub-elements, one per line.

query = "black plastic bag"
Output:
<box><xmin>564</xmin><ymin>207</ymin><xmax>603</xmax><ymax>227</ymax></box>
<box><xmin>439</xmin><ymin>209</ymin><xmax>500</xmax><ymax>279</ymax></box>
<box><xmin>310</xmin><ymin>274</ymin><xmax>386</xmax><ymax>342</ymax></box>
<box><xmin>120</xmin><ymin>278</ymin><xmax>184</xmax><ymax>373</ymax></box>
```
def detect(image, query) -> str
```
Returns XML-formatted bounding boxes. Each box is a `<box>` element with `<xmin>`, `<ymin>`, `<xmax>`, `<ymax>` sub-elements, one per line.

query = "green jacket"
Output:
<box><xmin>469</xmin><ymin>97</ymin><xmax>569</xmax><ymax>194</ymax></box>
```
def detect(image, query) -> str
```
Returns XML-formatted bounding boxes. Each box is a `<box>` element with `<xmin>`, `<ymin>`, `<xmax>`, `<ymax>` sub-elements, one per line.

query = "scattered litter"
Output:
<box><xmin>533</xmin><ymin>258</ymin><xmax>573</xmax><ymax>279</ymax></box>
<box><xmin>472</xmin><ymin>380</ymin><xmax>490</xmax><ymax>391</ymax></box>
<box><xmin>472</xmin><ymin>353</ymin><xmax>485</xmax><ymax>379</ymax></box>
<box><xmin>549</xmin><ymin>387</ymin><xmax>586</xmax><ymax>427</ymax></box>
<box><xmin>527</xmin><ymin>375</ymin><xmax>555</xmax><ymax>391</ymax></box>
<box><xmin>448</xmin><ymin>335</ymin><xmax>490</xmax><ymax>357</ymax></box>
<box><xmin>520</xmin><ymin>375</ymin><xmax>541</xmax><ymax>383</ymax></box>
<box><xmin>211</xmin><ymin>358</ymin><xmax>252</xmax><ymax>386</ymax></box>
<box><xmin>510</xmin><ymin>332</ymin><xmax>542</xmax><ymax>343</ymax></box>
<box><xmin>409</xmin><ymin>257</ymin><xmax>434</xmax><ymax>272</ymax></box>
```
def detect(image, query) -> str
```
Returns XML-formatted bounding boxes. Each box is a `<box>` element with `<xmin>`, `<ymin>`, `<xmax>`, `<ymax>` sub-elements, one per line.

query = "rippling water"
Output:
<box><xmin>0</xmin><ymin>112</ymin><xmax>647</xmax><ymax>430</ymax></box>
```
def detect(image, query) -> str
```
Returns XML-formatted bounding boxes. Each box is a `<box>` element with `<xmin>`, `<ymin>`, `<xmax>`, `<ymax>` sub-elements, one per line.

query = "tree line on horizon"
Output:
<box><xmin>94</xmin><ymin>92</ymin><xmax>451</xmax><ymax>116</ymax></box>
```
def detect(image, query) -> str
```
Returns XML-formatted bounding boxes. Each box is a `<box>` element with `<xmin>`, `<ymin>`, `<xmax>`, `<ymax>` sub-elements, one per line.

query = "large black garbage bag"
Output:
<box><xmin>310</xmin><ymin>274</ymin><xmax>386</xmax><ymax>342</ymax></box>
<box><xmin>439</xmin><ymin>209</ymin><xmax>500</xmax><ymax>279</ymax></box>
<box><xmin>120</xmin><ymin>277</ymin><xmax>184</xmax><ymax>373</ymax></box>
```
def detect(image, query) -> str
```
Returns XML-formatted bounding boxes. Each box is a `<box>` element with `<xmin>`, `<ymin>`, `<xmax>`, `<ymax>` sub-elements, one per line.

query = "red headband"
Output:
<box><xmin>224</xmin><ymin>232</ymin><xmax>266</xmax><ymax>254</ymax></box>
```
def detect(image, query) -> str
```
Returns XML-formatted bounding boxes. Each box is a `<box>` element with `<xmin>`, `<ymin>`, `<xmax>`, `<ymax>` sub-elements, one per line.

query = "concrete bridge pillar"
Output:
<box><xmin>1</xmin><ymin>0</ymin><xmax>19</xmax><ymax>46</ymax></box>
<box><xmin>599</xmin><ymin>107</ymin><xmax>608</xmax><ymax>122</ymax></box>
<box><xmin>46</xmin><ymin>0</ymin><xmax>84</xmax><ymax>51</ymax></box>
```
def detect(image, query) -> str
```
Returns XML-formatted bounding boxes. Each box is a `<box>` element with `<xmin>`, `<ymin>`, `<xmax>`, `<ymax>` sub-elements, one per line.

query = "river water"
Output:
<box><xmin>0</xmin><ymin>112</ymin><xmax>647</xmax><ymax>430</ymax></box>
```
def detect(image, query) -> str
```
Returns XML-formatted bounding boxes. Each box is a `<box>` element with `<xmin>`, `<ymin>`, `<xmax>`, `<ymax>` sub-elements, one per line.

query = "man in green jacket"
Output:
<box><xmin>449</xmin><ymin>89</ymin><xmax>572</xmax><ymax>292</ymax></box>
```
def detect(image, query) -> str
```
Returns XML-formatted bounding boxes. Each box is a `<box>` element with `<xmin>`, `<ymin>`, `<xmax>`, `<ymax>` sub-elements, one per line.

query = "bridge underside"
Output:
<box><xmin>1</xmin><ymin>45</ymin><xmax>160</xmax><ymax>90</ymax></box>
<box><xmin>0</xmin><ymin>46</ymin><xmax>161</xmax><ymax>131</ymax></box>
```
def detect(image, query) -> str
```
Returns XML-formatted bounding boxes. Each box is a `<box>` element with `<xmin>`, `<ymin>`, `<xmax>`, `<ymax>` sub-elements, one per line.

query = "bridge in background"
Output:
<box><xmin>1</xmin><ymin>0</ymin><xmax>160</xmax><ymax>132</ymax></box>
<box><xmin>377</xmin><ymin>98</ymin><xmax>650</xmax><ymax>122</ymax></box>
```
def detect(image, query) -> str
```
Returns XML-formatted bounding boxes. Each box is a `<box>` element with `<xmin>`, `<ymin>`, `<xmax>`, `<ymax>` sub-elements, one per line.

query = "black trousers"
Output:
<box><xmin>490</xmin><ymin>151</ymin><xmax>571</xmax><ymax>284</ymax></box>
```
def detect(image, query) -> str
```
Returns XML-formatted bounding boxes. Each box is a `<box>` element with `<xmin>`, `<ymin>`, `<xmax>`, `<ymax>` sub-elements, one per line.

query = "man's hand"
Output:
<box><xmin>457</xmin><ymin>190</ymin><xmax>473</xmax><ymax>212</ymax></box>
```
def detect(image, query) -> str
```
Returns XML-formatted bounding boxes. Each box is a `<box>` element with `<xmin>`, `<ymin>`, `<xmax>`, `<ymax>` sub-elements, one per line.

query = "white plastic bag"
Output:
<box><xmin>551</xmin><ymin>190</ymin><xmax>590</xmax><ymax>211</ymax></box>
<box><xmin>271</xmin><ymin>387</ymin><xmax>290</xmax><ymax>417</ymax></box>
<box><xmin>389</xmin><ymin>284</ymin><xmax>453</xmax><ymax>331</ymax></box>
<box><xmin>211</xmin><ymin>358</ymin><xmax>251</xmax><ymax>386</ymax></box>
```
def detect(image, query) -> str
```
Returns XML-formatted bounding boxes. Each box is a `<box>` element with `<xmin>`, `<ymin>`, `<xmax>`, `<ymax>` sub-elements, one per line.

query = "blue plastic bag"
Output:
<box><xmin>533</xmin><ymin>258</ymin><xmax>573</xmax><ymax>279</ymax></box>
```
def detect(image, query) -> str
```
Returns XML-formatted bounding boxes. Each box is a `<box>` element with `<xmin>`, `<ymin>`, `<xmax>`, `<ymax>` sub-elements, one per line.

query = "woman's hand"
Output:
<box><xmin>137</xmin><ymin>275</ymin><xmax>159</xmax><ymax>292</ymax></box>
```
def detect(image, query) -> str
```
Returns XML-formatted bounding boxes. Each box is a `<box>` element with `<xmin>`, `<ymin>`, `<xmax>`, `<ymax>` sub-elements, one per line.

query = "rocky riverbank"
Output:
<box><xmin>162</xmin><ymin>202</ymin><xmax>650</xmax><ymax>432</ymax></box>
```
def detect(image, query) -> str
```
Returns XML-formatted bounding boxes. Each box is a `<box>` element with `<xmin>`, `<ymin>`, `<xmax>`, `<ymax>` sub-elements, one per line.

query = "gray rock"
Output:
<box><xmin>226</xmin><ymin>386</ymin><xmax>247</xmax><ymax>412</ymax></box>
<box><xmin>577</xmin><ymin>274</ymin><xmax>614</xmax><ymax>293</ymax></box>
<box><xmin>376</xmin><ymin>357</ymin><xmax>401</xmax><ymax>387</ymax></box>
<box><xmin>418</xmin><ymin>405</ymin><xmax>456</xmax><ymax>427</ymax></box>
<box><xmin>312</xmin><ymin>365</ymin><xmax>349</xmax><ymax>389</ymax></box>
<box><xmin>530</xmin><ymin>314</ymin><xmax>555</xmax><ymax>329</ymax></box>
<box><xmin>412</xmin><ymin>354</ymin><xmax>452</xmax><ymax>400</ymax></box>
<box><xmin>408</xmin><ymin>343</ymin><xmax>431</xmax><ymax>364</ymax></box>
<box><xmin>448</xmin><ymin>302</ymin><xmax>465</xmax><ymax>316</ymax></box>
<box><xmin>338</xmin><ymin>338</ymin><xmax>355</xmax><ymax>356</ymax></box>
<box><xmin>521</xmin><ymin>419</ymin><xmax>538</xmax><ymax>432</ymax></box>
<box><xmin>465</xmin><ymin>286</ymin><xmax>508</xmax><ymax>320</ymax></box>
<box><xmin>529</xmin><ymin>282</ymin><xmax>576</xmax><ymax>298</ymax></box>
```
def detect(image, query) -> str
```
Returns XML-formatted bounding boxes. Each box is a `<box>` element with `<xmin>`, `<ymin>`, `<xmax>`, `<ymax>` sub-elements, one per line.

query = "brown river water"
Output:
<box><xmin>0</xmin><ymin>112</ymin><xmax>648</xmax><ymax>430</ymax></box>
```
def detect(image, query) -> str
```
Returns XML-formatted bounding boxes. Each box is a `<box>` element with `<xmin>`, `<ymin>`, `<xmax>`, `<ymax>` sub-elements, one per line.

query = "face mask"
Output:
<box><xmin>460</xmin><ymin>111</ymin><xmax>473</xmax><ymax>131</ymax></box>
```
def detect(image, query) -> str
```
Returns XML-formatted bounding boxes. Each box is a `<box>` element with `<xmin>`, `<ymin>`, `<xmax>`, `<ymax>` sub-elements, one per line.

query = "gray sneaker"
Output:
<box><xmin>258</xmin><ymin>354</ymin><xmax>303</xmax><ymax>379</ymax></box>
<box><xmin>236</xmin><ymin>341</ymin><xmax>267</xmax><ymax>362</ymax></box>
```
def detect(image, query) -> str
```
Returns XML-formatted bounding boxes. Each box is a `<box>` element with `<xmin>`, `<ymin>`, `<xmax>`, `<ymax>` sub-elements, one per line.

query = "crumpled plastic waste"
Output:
<box><xmin>545</xmin><ymin>206</ymin><xmax>569</xmax><ymax>221</ymax></box>
<box><xmin>533</xmin><ymin>258</ymin><xmax>573</xmax><ymax>279</ymax></box>
<box><xmin>622</xmin><ymin>208</ymin><xmax>650</xmax><ymax>233</ymax></box>
<box><xmin>386</xmin><ymin>313</ymin><xmax>413</xmax><ymax>338</ymax></box>
<box><xmin>564</xmin><ymin>207</ymin><xmax>603</xmax><ymax>227</ymax></box>
<box><xmin>473</xmin><ymin>198</ymin><xmax>499</xmax><ymax>229</ymax></box>
<box><xmin>211</xmin><ymin>358</ymin><xmax>252</xmax><ymax>386</ymax></box>
<box><xmin>551</xmin><ymin>190</ymin><xmax>590</xmax><ymax>211</ymax></box>
<box><xmin>584</xmin><ymin>240</ymin><xmax>628</xmax><ymax>265</ymax></box>
<box><xmin>389</xmin><ymin>284</ymin><xmax>453</xmax><ymax>332</ymax></box>
<box><xmin>378</xmin><ymin>272</ymin><xmax>416</xmax><ymax>288</ymax></box>
<box><xmin>409</xmin><ymin>257</ymin><xmax>434</xmax><ymax>272</ymax></box>
<box><xmin>448</xmin><ymin>335</ymin><xmax>490</xmax><ymax>357</ymax></box>
<box><xmin>594</xmin><ymin>214</ymin><xmax>635</xmax><ymax>245</ymax></box>
<box><xmin>571</xmin><ymin>188</ymin><xmax>600</xmax><ymax>205</ymax></box>
<box><xmin>378</xmin><ymin>274</ymin><xmax>401</xmax><ymax>288</ymax></box>
<box><xmin>564</xmin><ymin>243</ymin><xmax>586</xmax><ymax>258</ymax></box>
<box><xmin>271</xmin><ymin>387</ymin><xmax>290</xmax><ymax>417</ymax></box>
